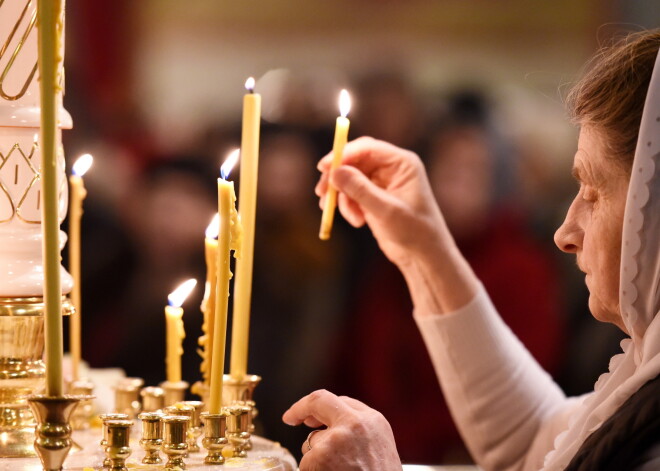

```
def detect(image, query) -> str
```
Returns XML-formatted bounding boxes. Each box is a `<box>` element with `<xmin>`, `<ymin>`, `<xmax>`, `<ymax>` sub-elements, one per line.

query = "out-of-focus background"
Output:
<box><xmin>61</xmin><ymin>0</ymin><xmax>660</xmax><ymax>465</ymax></box>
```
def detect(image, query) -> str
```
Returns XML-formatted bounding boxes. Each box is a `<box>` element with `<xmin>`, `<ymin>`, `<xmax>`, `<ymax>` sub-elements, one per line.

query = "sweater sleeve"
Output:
<box><xmin>414</xmin><ymin>284</ymin><xmax>574</xmax><ymax>471</ymax></box>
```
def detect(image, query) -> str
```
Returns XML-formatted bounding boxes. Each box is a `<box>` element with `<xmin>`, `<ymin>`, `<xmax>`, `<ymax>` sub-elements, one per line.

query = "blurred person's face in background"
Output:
<box><xmin>131</xmin><ymin>171</ymin><xmax>216</xmax><ymax>259</ymax></box>
<box><xmin>554</xmin><ymin>127</ymin><xmax>629</xmax><ymax>332</ymax></box>
<box><xmin>259</xmin><ymin>134</ymin><xmax>315</xmax><ymax>215</ymax></box>
<box><xmin>428</xmin><ymin>127</ymin><xmax>494</xmax><ymax>240</ymax></box>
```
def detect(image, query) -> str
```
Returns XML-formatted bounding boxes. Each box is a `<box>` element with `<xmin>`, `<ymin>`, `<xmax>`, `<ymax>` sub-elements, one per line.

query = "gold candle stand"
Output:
<box><xmin>69</xmin><ymin>379</ymin><xmax>94</xmax><ymax>430</ymax></box>
<box><xmin>104</xmin><ymin>419</ymin><xmax>133</xmax><ymax>471</ymax></box>
<box><xmin>201</xmin><ymin>411</ymin><xmax>228</xmax><ymax>465</ymax></box>
<box><xmin>140</xmin><ymin>386</ymin><xmax>165</xmax><ymax>412</ymax></box>
<box><xmin>114</xmin><ymin>378</ymin><xmax>143</xmax><ymax>419</ymax></box>
<box><xmin>0</xmin><ymin>297</ymin><xmax>74</xmax><ymax>458</ymax></box>
<box><xmin>164</xmin><ymin>403</ymin><xmax>196</xmax><ymax>455</ymax></box>
<box><xmin>27</xmin><ymin>395</ymin><xmax>81</xmax><ymax>471</ymax></box>
<box><xmin>226</xmin><ymin>404</ymin><xmax>251</xmax><ymax>458</ymax></box>
<box><xmin>138</xmin><ymin>411</ymin><xmax>164</xmax><ymax>465</ymax></box>
<box><xmin>162</xmin><ymin>414</ymin><xmax>189</xmax><ymax>469</ymax></box>
<box><xmin>223</xmin><ymin>374</ymin><xmax>260</xmax><ymax>449</ymax></box>
<box><xmin>99</xmin><ymin>413</ymin><xmax>129</xmax><ymax>468</ymax></box>
<box><xmin>161</xmin><ymin>380</ymin><xmax>189</xmax><ymax>407</ymax></box>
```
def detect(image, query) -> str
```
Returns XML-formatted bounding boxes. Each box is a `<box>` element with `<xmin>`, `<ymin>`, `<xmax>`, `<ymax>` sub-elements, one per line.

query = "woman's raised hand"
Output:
<box><xmin>316</xmin><ymin>136</ymin><xmax>479</xmax><ymax>314</ymax></box>
<box><xmin>316</xmin><ymin>136</ymin><xmax>446</xmax><ymax>269</ymax></box>
<box><xmin>283</xmin><ymin>390</ymin><xmax>402</xmax><ymax>471</ymax></box>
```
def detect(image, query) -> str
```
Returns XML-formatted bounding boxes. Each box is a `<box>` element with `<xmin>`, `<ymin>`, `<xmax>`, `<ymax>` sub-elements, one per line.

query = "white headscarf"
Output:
<box><xmin>543</xmin><ymin>48</ymin><xmax>660</xmax><ymax>470</ymax></box>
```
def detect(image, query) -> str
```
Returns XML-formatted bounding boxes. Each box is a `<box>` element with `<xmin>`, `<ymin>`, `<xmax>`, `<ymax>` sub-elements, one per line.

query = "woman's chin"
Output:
<box><xmin>588</xmin><ymin>296</ymin><xmax>627</xmax><ymax>333</ymax></box>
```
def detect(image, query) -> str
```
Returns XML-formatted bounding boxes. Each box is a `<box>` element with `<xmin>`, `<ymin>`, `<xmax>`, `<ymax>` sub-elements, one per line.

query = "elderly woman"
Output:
<box><xmin>283</xmin><ymin>30</ymin><xmax>660</xmax><ymax>471</ymax></box>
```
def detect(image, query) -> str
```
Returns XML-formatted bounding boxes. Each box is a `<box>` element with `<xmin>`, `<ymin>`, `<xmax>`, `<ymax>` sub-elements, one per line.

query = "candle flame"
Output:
<box><xmin>72</xmin><ymin>154</ymin><xmax>94</xmax><ymax>177</ymax></box>
<box><xmin>206</xmin><ymin>213</ymin><xmax>220</xmax><ymax>239</ymax></box>
<box><xmin>168</xmin><ymin>279</ymin><xmax>198</xmax><ymax>307</ymax></box>
<box><xmin>245</xmin><ymin>77</ymin><xmax>255</xmax><ymax>93</ymax></box>
<box><xmin>33</xmin><ymin>133</ymin><xmax>39</xmax><ymax>144</ymax></box>
<box><xmin>221</xmin><ymin>148</ymin><xmax>240</xmax><ymax>180</ymax></box>
<box><xmin>339</xmin><ymin>89</ymin><xmax>351</xmax><ymax>118</ymax></box>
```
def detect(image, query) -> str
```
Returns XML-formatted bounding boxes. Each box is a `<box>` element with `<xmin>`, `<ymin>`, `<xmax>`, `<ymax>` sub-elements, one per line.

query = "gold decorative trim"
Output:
<box><xmin>0</xmin><ymin>140</ymin><xmax>40</xmax><ymax>224</ymax></box>
<box><xmin>0</xmin><ymin>0</ymin><xmax>38</xmax><ymax>102</ymax></box>
<box><xmin>0</xmin><ymin>296</ymin><xmax>74</xmax><ymax>317</ymax></box>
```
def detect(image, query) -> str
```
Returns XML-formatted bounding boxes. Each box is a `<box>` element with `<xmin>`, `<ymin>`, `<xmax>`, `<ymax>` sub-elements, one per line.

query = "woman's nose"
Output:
<box><xmin>554</xmin><ymin>198</ymin><xmax>583</xmax><ymax>253</ymax></box>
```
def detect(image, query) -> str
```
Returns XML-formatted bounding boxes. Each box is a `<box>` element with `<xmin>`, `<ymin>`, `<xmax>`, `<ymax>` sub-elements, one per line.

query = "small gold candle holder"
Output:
<box><xmin>27</xmin><ymin>395</ymin><xmax>81</xmax><ymax>471</ymax></box>
<box><xmin>114</xmin><ymin>379</ymin><xmax>142</xmax><ymax>419</ymax></box>
<box><xmin>99</xmin><ymin>413</ymin><xmax>129</xmax><ymax>468</ymax></box>
<box><xmin>104</xmin><ymin>419</ymin><xmax>132</xmax><ymax>471</ymax></box>
<box><xmin>164</xmin><ymin>403</ymin><xmax>195</xmax><ymax>455</ymax></box>
<box><xmin>138</xmin><ymin>412</ymin><xmax>164</xmax><ymax>465</ymax></box>
<box><xmin>181</xmin><ymin>400</ymin><xmax>204</xmax><ymax>453</ymax></box>
<box><xmin>200</xmin><ymin>411</ymin><xmax>229</xmax><ymax>465</ymax></box>
<box><xmin>226</xmin><ymin>404</ymin><xmax>251</xmax><ymax>459</ymax></box>
<box><xmin>162</xmin><ymin>415</ymin><xmax>189</xmax><ymax>469</ymax></box>
<box><xmin>223</xmin><ymin>374</ymin><xmax>260</xmax><ymax>449</ymax></box>
<box><xmin>161</xmin><ymin>380</ymin><xmax>189</xmax><ymax>407</ymax></box>
<box><xmin>140</xmin><ymin>386</ymin><xmax>165</xmax><ymax>412</ymax></box>
<box><xmin>69</xmin><ymin>379</ymin><xmax>95</xmax><ymax>430</ymax></box>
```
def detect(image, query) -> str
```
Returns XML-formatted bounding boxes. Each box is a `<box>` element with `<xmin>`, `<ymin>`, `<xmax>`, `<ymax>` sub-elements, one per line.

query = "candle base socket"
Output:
<box><xmin>226</xmin><ymin>405</ymin><xmax>251</xmax><ymax>458</ymax></box>
<box><xmin>69</xmin><ymin>379</ymin><xmax>95</xmax><ymax>430</ymax></box>
<box><xmin>99</xmin><ymin>413</ymin><xmax>129</xmax><ymax>468</ymax></box>
<box><xmin>140</xmin><ymin>386</ymin><xmax>165</xmax><ymax>412</ymax></box>
<box><xmin>201</xmin><ymin>411</ymin><xmax>229</xmax><ymax>465</ymax></box>
<box><xmin>114</xmin><ymin>379</ymin><xmax>142</xmax><ymax>419</ymax></box>
<box><xmin>27</xmin><ymin>395</ymin><xmax>81</xmax><ymax>471</ymax></box>
<box><xmin>223</xmin><ymin>374</ymin><xmax>260</xmax><ymax>449</ymax></box>
<box><xmin>180</xmin><ymin>400</ymin><xmax>204</xmax><ymax>453</ymax></box>
<box><xmin>103</xmin><ymin>419</ymin><xmax>132</xmax><ymax>471</ymax></box>
<box><xmin>161</xmin><ymin>380</ymin><xmax>189</xmax><ymax>407</ymax></box>
<box><xmin>138</xmin><ymin>412</ymin><xmax>164</xmax><ymax>464</ymax></box>
<box><xmin>164</xmin><ymin>403</ymin><xmax>196</xmax><ymax>455</ymax></box>
<box><xmin>163</xmin><ymin>415</ymin><xmax>189</xmax><ymax>469</ymax></box>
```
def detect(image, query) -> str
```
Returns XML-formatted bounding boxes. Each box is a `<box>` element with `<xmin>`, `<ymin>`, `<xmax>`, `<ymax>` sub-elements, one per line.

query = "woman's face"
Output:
<box><xmin>554</xmin><ymin>127</ymin><xmax>630</xmax><ymax>332</ymax></box>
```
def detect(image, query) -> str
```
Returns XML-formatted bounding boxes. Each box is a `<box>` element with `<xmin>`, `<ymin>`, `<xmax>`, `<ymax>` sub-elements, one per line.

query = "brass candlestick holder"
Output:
<box><xmin>162</xmin><ymin>414</ymin><xmax>189</xmax><ymax>469</ymax></box>
<box><xmin>69</xmin><ymin>379</ymin><xmax>94</xmax><ymax>430</ymax></box>
<box><xmin>161</xmin><ymin>380</ymin><xmax>189</xmax><ymax>407</ymax></box>
<box><xmin>114</xmin><ymin>378</ymin><xmax>142</xmax><ymax>418</ymax></box>
<box><xmin>164</xmin><ymin>403</ymin><xmax>196</xmax><ymax>455</ymax></box>
<box><xmin>27</xmin><ymin>395</ymin><xmax>81</xmax><ymax>471</ymax></box>
<box><xmin>201</xmin><ymin>411</ymin><xmax>229</xmax><ymax>465</ymax></box>
<box><xmin>181</xmin><ymin>400</ymin><xmax>204</xmax><ymax>453</ymax></box>
<box><xmin>223</xmin><ymin>374</ymin><xmax>261</xmax><ymax>450</ymax></box>
<box><xmin>140</xmin><ymin>386</ymin><xmax>165</xmax><ymax>412</ymax></box>
<box><xmin>0</xmin><ymin>296</ymin><xmax>74</xmax><ymax>458</ymax></box>
<box><xmin>138</xmin><ymin>412</ymin><xmax>164</xmax><ymax>465</ymax></box>
<box><xmin>99</xmin><ymin>413</ymin><xmax>129</xmax><ymax>468</ymax></box>
<box><xmin>104</xmin><ymin>419</ymin><xmax>133</xmax><ymax>471</ymax></box>
<box><xmin>226</xmin><ymin>404</ymin><xmax>251</xmax><ymax>459</ymax></box>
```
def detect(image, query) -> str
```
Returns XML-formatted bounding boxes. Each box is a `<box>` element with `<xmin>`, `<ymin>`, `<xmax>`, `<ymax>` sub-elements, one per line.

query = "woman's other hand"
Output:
<box><xmin>283</xmin><ymin>389</ymin><xmax>402</xmax><ymax>471</ymax></box>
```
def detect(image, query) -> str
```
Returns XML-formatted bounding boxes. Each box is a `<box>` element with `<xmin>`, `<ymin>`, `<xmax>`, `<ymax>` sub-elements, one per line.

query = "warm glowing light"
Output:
<box><xmin>221</xmin><ymin>148</ymin><xmax>240</xmax><ymax>180</ymax></box>
<box><xmin>339</xmin><ymin>89</ymin><xmax>351</xmax><ymax>118</ymax></box>
<box><xmin>33</xmin><ymin>133</ymin><xmax>39</xmax><ymax>144</ymax></box>
<box><xmin>72</xmin><ymin>154</ymin><xmax>93</xmax><ymax>177</ymax></box>
<box><xmin>206</xmin><ymin>213</ymin><xmax>220</xmax><ymax>239</ymax></box>
<box><xmin>245</xmin><ymin>77</ymin><xmax>255</xmax><ymax>93</ymax></box>
<box><xmin>168</xmin><ymin>279</ymin><xmax>197</xmax><ymax>307</ymax></box>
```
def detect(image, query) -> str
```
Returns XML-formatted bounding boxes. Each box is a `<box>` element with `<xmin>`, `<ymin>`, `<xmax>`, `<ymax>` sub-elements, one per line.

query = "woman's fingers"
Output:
<box><xmin>338</xmin><ymin>193</ymin><xmax>365</xmax><ymax>227</ymax></box>
<box><xmin>283</xmin><ymin>390</ymin><xmax>352</xmax><ymax>428</ymax></box>
<box><xmin>301</xmin><ymin>428</ymin><xmax>328</xmax><ymax>456</ymax></box>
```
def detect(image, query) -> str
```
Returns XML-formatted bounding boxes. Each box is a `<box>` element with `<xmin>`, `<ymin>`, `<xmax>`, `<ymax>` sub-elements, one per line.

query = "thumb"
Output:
<box><xmin>331</xmin><ymin>165</ymin><xmax>392</xmax><ymax>216</ymax></box>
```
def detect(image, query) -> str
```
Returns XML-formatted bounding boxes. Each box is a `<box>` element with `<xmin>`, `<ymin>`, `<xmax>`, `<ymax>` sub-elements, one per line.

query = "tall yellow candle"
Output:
<box><xmin>68</xmin><ymin>154</ymin><xmax>93</xmax><ymax>382</ymax></box>
<box><xmin>165</xmin><ymin>279</ymin><xmax>197</xmax><ymax>383</ymax></box>
<box><xmin>209</xmin><ymin>150</ymin><xmax>242</xmax><ymax>414</ymax></box>
<box><xmin>200</xmin><ymin>214</ymin><xmax>219</xmax><ymax>384</ymax></box>
<box><xmin>320</xmin><ymin>89</ymin><xmax>351</xmax><ymax>240</ymax></box>
<box><xmin>230</xmin><ymin>77</ymin><xmax>261</xmax><ymax>380</ymax></box>
<box><xmin>37</xmin><ymin>0</ymin><xmax>65</xmax><ymax>397</ymax></box>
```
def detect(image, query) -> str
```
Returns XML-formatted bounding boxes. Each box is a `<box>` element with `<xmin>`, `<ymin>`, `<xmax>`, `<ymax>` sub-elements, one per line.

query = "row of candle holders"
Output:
<box><xmin>100</xmin><ymin>401</ymin><xmax>251</xmax><ymax>469</ymax></box>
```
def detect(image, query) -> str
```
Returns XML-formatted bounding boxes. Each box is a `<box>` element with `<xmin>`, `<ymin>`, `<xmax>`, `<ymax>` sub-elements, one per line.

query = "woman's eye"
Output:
<box><xmin>582</xmin><ymin>187</ymin><xmax>598</xmax><ymax>202</ymax></box>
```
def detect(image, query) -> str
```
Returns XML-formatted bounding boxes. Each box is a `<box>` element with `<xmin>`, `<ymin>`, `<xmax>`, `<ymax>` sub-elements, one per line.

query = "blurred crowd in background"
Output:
<box><xmin>58</xmin><ymin>0</ymin><xmax>659</xmax><ymax>465</ymax></box>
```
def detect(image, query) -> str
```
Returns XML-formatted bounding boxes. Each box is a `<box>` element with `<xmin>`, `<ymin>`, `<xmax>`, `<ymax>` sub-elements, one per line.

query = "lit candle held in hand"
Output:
<box><xmin>69</xmin><ymin>153</ymin><xmax>93</xmax><ymax>382</ymax></box>
<box><xmin>165</xmin><ymin>279</ymin><xmax>197</xmax><ymax>383</ymax></box>
<box><xmin>319</xmin><ymin>89</ymin><xmax>351</xmax><ymax>240</ymax></box>
<box><xmin>230</xmin><ymin>77</ymin><xmax>261</xmax><ymax>381</ymax></box>
<box><xmin>209</xmin><ymin>150</ymin><xmax>242</xmax><ymax>414</ymax></box>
